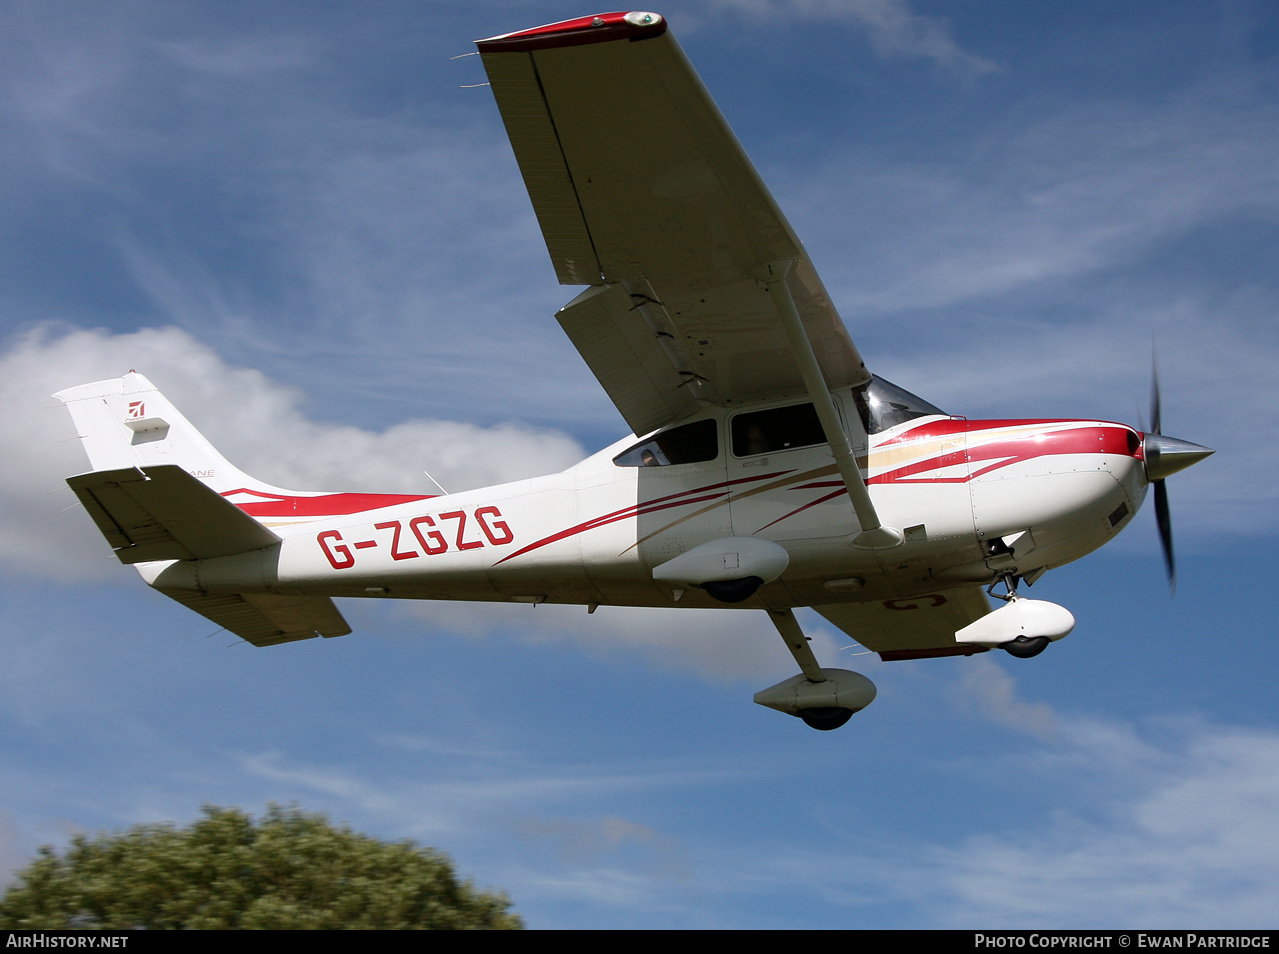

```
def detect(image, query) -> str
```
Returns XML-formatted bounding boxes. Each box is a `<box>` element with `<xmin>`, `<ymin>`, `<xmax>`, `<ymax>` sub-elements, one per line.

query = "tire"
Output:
<box><xmin>798</xmin><ymin>707</ymin><xmax>854</xmax><ymax>731</ymax></box>
<box><xmin>1002</xmin><ymin>635</ymin><xmax>1050</xmax><ymax>658</ymax></box>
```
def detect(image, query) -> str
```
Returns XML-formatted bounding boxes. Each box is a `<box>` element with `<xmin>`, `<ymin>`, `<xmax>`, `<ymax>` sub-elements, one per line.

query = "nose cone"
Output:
<box><xmin>1143</xmin><ymin>434</ymin><xmax>1214</xmax><ymax>481</ymax></box>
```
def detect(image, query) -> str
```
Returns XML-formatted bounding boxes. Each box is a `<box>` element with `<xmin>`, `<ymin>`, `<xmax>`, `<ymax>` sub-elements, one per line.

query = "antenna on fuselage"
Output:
<box><xmin>422</xmin><ymin>470</ymin><xmax>449</xmax><ymax>496</ymax></box>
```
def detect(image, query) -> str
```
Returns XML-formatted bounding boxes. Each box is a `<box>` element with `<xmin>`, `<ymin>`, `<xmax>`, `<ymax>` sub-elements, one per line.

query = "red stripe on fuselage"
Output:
<box><xmin>757</xmin><ymin>421</ymin><xmax>1139</xmax><ymax>530</ymax></box>
<box><xmin>492</xmin><ymin>470</ymin><xmax>790</xmax><ymax>565</ymax></box>
<box><xmin>875</xmin><ymin>421</ymin><xmax>1138</xmax><ymax>484</ymax></box>
<box><xmin>882</xmin><ymin>418</ymin><xmax>1138</xmax><ymax>445</ymax></box>
<box><xmin>964</xmin><ymin>424</ymin><xmax>1135</xmax><ymax>477</ymax></box>
<box><xmin>223</xmin><ymin>489</ymin><xmax>436</xmax><ymax>518</ymax></box>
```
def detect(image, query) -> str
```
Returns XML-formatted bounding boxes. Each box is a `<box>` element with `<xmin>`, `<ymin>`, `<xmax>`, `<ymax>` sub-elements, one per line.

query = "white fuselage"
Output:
<box><xmin>147</xmin><ymin>393</ymin><xmax>1149</xmax><ymax>614</ymax></box>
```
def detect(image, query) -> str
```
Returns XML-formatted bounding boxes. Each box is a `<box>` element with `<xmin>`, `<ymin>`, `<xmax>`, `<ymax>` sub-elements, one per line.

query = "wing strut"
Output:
<box><xmin>755</xmin><ymin>260</ymin><xmax>902</xmax><ymax>549</ymax></box>
<box><xmin>768</xmin><ymin>608</ymin><xmax>825</xmax><ymax>683</ymax></box>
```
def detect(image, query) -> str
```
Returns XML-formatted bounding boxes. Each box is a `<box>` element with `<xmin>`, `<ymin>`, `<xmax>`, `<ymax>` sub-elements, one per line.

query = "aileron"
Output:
<box><xmin>482</xmin><ymin>51</ymin><xmax>600</xmax><ymax>284</ymax></box>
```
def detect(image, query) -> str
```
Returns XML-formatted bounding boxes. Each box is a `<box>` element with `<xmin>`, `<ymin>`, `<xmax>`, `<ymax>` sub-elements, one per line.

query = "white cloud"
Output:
<box><xmin>1</xmin><ymin>324</ymin><xmax>584</xmax><ymax>581</ymax></box>
<box><xmin>514</xmin><ymin>815</ymin><xmax>686</xmax><ymax>875</ymax></box>
<box><xmin>390</xmin><ymin>599</ymin><xmax>848</xmax><ymax>682</ymax></box>
<box><xmin>630</xmin><ymin>707</ymin><xmax>1279</xmax><ymax>928</ymax></box>
<box><xmin>0</xmin><ymin>808</ymin><xmax>36</xmax><ymax>888</ymax></box>
<box><xmin>800</xmin><ymin>95</ymin><xmax>1279</xmax><ymax>318</ymax></box>
<box><xmin>774</xmin><ymin>86</ymin><xmax>1277</xmax><ymax>542</ymax></box>
<box><xmin>955</xmin><ymin>656</ymin><xmax>1057</xmax><ymax>740</ymax></box>
<box><xmin>233</xmin><ymin>747</ymin><xmax>742</xmax><ymax>843</ymax></box>
<box><xmin>151</xmin><ymin>36</ymin><xmax>313</xmax><ymax>78</ymax></box>
<box><xmin>210</xmin><ymin>703</ymin><xmax>1279</xmax><ymax>928</ymax></box>
<box><xmin>921</xmin><ymin>720</ymin><xmax>1279</xmax><ymax>927</ymax></box>
<box><xmin>703</xmin><ymin>0</ymin><xmax>998</xmax><ymax>76</ymax></box>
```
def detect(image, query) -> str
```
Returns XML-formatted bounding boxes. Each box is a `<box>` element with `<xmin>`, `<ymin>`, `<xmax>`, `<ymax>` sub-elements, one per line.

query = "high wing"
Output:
<box><xmin>814</xmin><ymin>587</ymin><xmax>993</xmax><ymax>661</ymax></box>
<box><xmin>478</xmin><ymin>12</ymin><xmax>870</xmax><ymax>436</ymax></box>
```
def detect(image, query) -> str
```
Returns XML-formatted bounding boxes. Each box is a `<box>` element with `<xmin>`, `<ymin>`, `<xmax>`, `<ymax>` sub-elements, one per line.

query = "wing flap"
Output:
<box><xmin>67</xmin><ymin>465</ymin><xmax>280</xmax><ymax>564</ymax></box>
<box><xmin>556</xmin><ymin>283</ymin><xmax>701</xmax><ymax>435</ymax></box>
<box><xmin>815</xmin><ymin>588</ymin><xmax>994</xmax><ymax>660</ymax></box>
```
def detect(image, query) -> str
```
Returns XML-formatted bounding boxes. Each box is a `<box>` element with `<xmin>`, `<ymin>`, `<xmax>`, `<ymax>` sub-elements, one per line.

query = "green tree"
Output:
<box><xmin>0</xmin><ymin>804</ymin><xmax>522</xmax><ymax>930</ymax></box>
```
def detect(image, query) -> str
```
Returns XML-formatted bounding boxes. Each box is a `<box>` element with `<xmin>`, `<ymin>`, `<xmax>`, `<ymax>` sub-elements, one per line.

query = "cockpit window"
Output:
<box><xmin>731</xmin><ymin>402</ymin><xmax>825</xmax><ymax>457</ymax></box>
<box><xmin>613</xmin><ymin>419</ymin><xmax>718</xmax><ymax>467</ymax></box>
<box><xmin>852</xmin><ymin>376</ymin><xmax>947</xmax><ymax>435</ymax></box>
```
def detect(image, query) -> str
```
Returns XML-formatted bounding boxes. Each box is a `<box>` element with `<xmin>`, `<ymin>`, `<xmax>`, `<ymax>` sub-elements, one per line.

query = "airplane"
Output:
<box><xmin>54</xmin><ymin>11</ymin><xmax>1213</xmax><ymax>731</ymax></box>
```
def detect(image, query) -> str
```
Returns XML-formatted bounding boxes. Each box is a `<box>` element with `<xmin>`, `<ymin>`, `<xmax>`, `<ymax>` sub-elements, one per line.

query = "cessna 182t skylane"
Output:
<box><xmin>56</xmin><ymin>12</ymin><xmax>1212</xmax><ymax>730</ymax></box>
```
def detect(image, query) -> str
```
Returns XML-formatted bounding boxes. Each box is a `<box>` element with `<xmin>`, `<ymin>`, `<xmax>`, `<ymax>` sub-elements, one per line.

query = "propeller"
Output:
<box><xmin>1141</xmin><ymin>361</ymin><xmax>1213</xmax><ymax>592</ymax></box>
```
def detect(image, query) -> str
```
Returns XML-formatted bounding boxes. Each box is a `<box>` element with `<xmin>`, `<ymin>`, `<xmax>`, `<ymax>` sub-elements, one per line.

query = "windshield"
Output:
<box><xmin>852</xmin><ymin>376</ymin><xmax>947</xmax><ymax>434</ymax></box>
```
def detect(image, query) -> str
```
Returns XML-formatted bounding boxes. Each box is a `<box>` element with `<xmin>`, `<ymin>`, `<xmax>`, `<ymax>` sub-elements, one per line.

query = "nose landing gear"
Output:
<box><xmin>1001</xmin><ymin>635</ymin><xmax>1051</xmax><ymax>658</ymax></box>
<box><xmin>954</xmin><ymin>574</ymin><xmax>1075</xmax><ymax>658</ymax></box>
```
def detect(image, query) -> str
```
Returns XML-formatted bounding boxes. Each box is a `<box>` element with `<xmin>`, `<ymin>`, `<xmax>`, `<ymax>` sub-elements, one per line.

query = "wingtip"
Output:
<box><xmin>477</xmin><ymin>11</ymin><xmax>666</xmax><ymax>52</ymax></box>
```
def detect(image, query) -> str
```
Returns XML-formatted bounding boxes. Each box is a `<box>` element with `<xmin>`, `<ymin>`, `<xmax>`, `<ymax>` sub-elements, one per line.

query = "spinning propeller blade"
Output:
<box><xmin>1149</xmin><ymin>359</ymin><xmax>1162</xmax><ymax>436</ymax></box>
<box><xmin>1154</xmin><ymin>478</ymin><xmax>1175</xmax><ymax>589</ymax></box>
<box><xmin>1140</xmin><ymin>361</ymin><xmax>1213</xmax><ymax>592</ymax></box>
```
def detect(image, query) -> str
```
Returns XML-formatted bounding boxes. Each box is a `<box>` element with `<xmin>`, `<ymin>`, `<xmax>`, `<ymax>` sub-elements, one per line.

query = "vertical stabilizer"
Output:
<box><xmin>54</xmin><ymin>372</ymin><xmax>265</xmax><ymax>496</ymax></box>
<box><xmin>55</xmin><ymin>373</ymin><xmax>358</xmax><ymax>645</ymax></box>
<box><xmin>55</xmin><ymin>372</ymin><xmax>436</xmax><ymax>529</ymax></box>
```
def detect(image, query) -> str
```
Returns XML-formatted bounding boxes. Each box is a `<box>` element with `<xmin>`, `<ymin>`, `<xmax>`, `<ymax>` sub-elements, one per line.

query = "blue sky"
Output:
<box><xmin>1</xmin><ymin>0</ymin><xmax>1275</xmax><ymax>929</ymax></box>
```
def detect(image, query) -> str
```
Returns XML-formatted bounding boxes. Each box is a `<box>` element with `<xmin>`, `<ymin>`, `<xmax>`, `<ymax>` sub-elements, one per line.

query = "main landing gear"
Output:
<box><xmin>753</xmin><ymin>609</ymin><xmax>876</xmax><ymax>731</ymax></box>
<box><xmin>752</xmin><ymin>579</ymin><xmax>1076</xmax><ymax>729</ymax></box>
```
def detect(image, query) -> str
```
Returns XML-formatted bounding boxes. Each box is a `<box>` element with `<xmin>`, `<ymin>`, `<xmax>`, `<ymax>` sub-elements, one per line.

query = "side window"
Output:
<box><xmin>613</xmin><ymin>419</ymin><xmax>719</xmax><ymax>467</ymax></box>
<box><xmin>731</xmin><ymin>403</ymin><xmax>826</xmax><ymax>457</ymax></box>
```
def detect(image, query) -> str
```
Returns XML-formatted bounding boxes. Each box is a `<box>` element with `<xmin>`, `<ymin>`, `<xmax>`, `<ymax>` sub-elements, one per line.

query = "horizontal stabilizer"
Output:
<box><xmin>161</xmin><ymin>590</ymin><xmax>351</xmax><ymax>647</ymax></box>
<box><xmin>67</xmin><ymin>465</ymin><xmax>280</xmax><ymax>564</ymax></box>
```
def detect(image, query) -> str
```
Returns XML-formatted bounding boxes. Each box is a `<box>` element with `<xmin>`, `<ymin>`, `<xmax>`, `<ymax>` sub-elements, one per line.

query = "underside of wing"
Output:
<box><xmin>815</xmin><ymin>587</ymin><xmax>993</xmax><ymax>661</ymax></box>
<box><xmin>478</xmin><ymin>13</ymin><xmax>869</xmax><ymax>435</ymax></box>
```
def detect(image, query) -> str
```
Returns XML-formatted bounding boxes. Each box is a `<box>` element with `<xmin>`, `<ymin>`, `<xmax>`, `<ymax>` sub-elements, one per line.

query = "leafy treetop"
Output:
<box><xmin>0</xmin><ymin>804</ymin><xmax>522</xmax><ymax>930</ymax></box>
